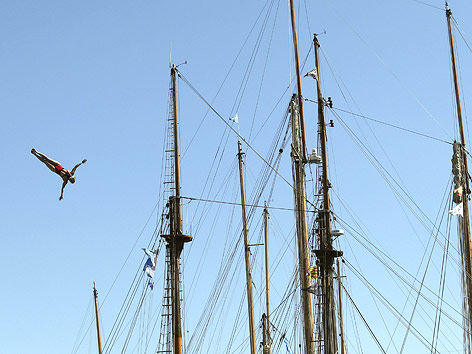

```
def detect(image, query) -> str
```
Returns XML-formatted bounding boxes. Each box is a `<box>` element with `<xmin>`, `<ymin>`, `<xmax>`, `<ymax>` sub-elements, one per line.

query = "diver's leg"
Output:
<box><xmin>31</xmin><ymin>150</ymin><xmax>61</xmax><ymax>173</ymax></box>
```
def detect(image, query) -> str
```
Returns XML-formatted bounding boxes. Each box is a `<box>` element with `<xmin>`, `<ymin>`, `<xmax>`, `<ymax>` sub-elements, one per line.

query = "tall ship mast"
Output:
<box><xmin>288</xmin><ymin>0</ymin><xmax>314</xmax><ymax>352</ymax></box>
<box><xmin>312</xmin><ymin>34</ymin><xmax>343</xmax><ymax>354</ymax></box>
<box><xmin>160</xmin><ymin>64</ymin><xmax>193</xmax><ymax>354</ymax></box>
<box><xmin>446</xmin><ymin>4</ymin><xmax>472</xmax><ymax>351</ymax></box>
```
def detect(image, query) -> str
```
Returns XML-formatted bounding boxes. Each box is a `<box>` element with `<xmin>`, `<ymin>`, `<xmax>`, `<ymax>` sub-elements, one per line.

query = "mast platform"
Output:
<box><xmin>160</xmin><ymin>234</ymin><xmax>193</xmax><ymax>243</ymax></box>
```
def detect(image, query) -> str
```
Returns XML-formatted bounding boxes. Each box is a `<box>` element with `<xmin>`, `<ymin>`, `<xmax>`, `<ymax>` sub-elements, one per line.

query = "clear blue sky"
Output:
<box><xmin>2</xmin><ymin>1</ymin><xmax>472</xmax><ymax>353</ymax></box>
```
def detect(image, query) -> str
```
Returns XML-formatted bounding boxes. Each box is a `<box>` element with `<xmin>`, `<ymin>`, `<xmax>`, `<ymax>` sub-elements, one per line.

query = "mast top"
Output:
<box><xmin>445</xmin><ymin>2</ymin><xmax>451</xmax><ymax>16</ymax></box>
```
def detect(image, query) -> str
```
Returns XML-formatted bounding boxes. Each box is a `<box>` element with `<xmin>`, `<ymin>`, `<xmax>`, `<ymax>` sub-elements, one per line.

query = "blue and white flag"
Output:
<box><xmin>284</xmin><ymin>338</ymin><xmax>293</xmax><ymax>354</ymax></box>
<box><xmin>142</xmin><ymin>248</ymin><xmax>158</xmax><ymax>271</ymax></box>
<box><xmin>145</xmin><ymin>267</ymin><xmax>155</xmax><ymax>278</ymax></box>
<box><xmin>144</xmin><ymin>257</ymin><xmax>153</xmax><ymax>270</ymax></box>
<box><xmin>142</xmin><ymin>248</ymin><xmax>154</xmax><ymax>260</ymax></box>
<box><xmin>142</xmin><ymin>248</ymin><xmax>158</xmax><ymax>289</ymax></box>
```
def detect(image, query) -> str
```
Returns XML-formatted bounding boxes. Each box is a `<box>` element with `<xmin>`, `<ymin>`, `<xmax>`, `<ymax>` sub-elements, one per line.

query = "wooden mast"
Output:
<box><xmin>313</xmin><ymin>34</ymin><xmax>341</xmax><ymax>354</ymax></box>
<box><xmin>262</xmin><ymin>314</ymin><xmax>268</xmax><ymax>353</ymax></box>
<box><xmin>446</xmin><ymin>4</ymin><xmax>472</xmax><ymax>346</ymax></box>
<box><xmin>93</xmin><ymin>282</ymin><xmax>103</xmax><ymax>354</ymax></box>
<box><xmin>288</xmin><ymin>1</ymin><xmax>314</xmax><ymax>353</ymax></box>
<box><xmin>289</xmin><ymin>0</ymin><xmax>307</xmax><ymax>161</ymax></box>
<box><xmin>263</xmin><ymin>202</ymin><xmax>271</xmax><ymax>354</ymax></box>
<box><xmin>237</xmin><ymin>139</ymin><xmax>257</xmax><ymax>354</ymax></box>
<box><xmin>290</xmin><ymin>94</ymin><xmax>315</xmax><ymax>354</ymax></box>
<box><xmin>163</xmin><ymin>65</ymin><xmax>192</xmax><ymax>354</ymax></box>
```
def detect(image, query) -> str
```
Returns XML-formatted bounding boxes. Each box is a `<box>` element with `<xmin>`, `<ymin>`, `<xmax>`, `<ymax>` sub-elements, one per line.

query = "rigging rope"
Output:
<box><xmin>70</xmin><ymin>296</ymin><xmax>94</xmax><ymax>354</ymax></box>
<box><xmin>332</xmin><ymin>108</ymin><xmax>457</xmax><ymax>254</ymax></box>
<box><xmin>177</xmin><ymin>70</ymin><xmax>293</xmax><ymax>188</ymax></box>
<box><xmin>410</xmin><ymin>0</ymin><xmax>445</xmax><ymax>11</ymax></box>
<box><xmin>180</xmin><ymin>196</ymin><xmax>315</xmax><ymax>213</ymax></box>
<box><xmin>325</xmin><ymin>1</ymin><xmax>453</xmax><ymax>142</ymax></box>
<box><xmin>344</xmin><ymin>259</ymin><xmax>436</xmax><ymax>351</ymax></box>
<box><xmin>180</xmin><ymin>0</ymin><xmax>277</xmax><ymax>160</ymax></box>
<box><xmin>340</xmin><ymin>280</ymin><xmax>388</xmax><ymax>353</ymax></box>
<box><xmin>183</xmin><ymin>82</ymin><xmax>299</xmax><ymax>352</ymax></box>
<box><xmin>452</xmin><ymin>16</ymin><xmax>472</xmax><ymax>57</ymax></box>
<box><xmin>304</xmin><ymin>98</ymin><xmax>451</xmax><ymax>144</ymax></box>
<box><xmin>432</xmin><ymin>186</ymin><xmax>454</xmax><ymax>352</ymax></box>
<box><xmin>337</xmin><ymin>214</ymin><xmax>469</xmax><ymax>330</ymax></box>
<box><xmin>332</xmin><ymin>105</ymin><xmax>472</xmax><ymax>300</ymax></box>
<box><xmin>176</xmin><ymin>69</ymin><xmax>322</xmax><ymax>216</ymax></box>
<box><xmin>71</xmin><ymin>204</ymin><xmax>161</xmax><ymax>354</ymax></box>
<box><xmin>398</xmin><ymin>179</ymin><xmax>453</xmax><ymax>353</ymax></box>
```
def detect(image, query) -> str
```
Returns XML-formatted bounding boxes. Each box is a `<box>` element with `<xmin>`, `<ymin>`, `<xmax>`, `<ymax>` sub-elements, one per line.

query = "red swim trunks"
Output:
<box><xmin>55</xmin><ymin>164</ymin><xmax>64</xmax><ymax>173</ymax></box>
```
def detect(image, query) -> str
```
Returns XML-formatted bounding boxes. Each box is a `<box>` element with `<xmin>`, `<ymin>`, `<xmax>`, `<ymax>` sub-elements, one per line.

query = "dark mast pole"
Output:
<box><xmin>165</xmin><ymin>65</ymin><xmax>192</xmax><ymax>354</ymax></box>
<box><xmin>93</xmin><ymin>282</ymin><xmax>103</xmax><ymax>354</ymax></box>
<box><xmin>446</xmin><ymin>4</ymin><xmax>472</xmax><ymax>346</ymax></box>
<box><xmin>237</xmin><ymin>139</ymin><xmax>257</xmax><ymax>354</ymax></box>
<box><xmin>313</xmin><ymin>34</ymin><xmax>342</xmax><ymax>354</ymax></box>
<box><xmin>263</xmin><ymin>202</ymin><xmax>271</xmax><ymax>354</ymax></box>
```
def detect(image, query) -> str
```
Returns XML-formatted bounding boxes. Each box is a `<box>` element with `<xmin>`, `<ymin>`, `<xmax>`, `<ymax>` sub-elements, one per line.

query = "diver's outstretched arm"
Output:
<box><xmin>59</xmin><ymin>180</ymin><xmax>67</xmax><ymax>200</ymax></box>
<box><xmin>71</xmin><ymin>159</ymin><xmax>87</xmax><ymax>175</ymax></box>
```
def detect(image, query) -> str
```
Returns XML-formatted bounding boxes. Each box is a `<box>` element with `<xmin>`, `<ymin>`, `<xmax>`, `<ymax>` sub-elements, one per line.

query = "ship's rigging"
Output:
<box><xmin>71</xmin><ymin>3</ymin><xmax>472</xmax><ymax>354</ymax></box>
